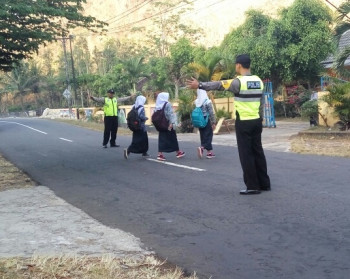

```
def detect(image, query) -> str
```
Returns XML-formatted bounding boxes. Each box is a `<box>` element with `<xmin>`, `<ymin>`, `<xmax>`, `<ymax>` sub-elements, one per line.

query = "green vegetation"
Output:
<box><xmin>0</xmin><ymin>0</ymin><xmax>106</xmax><ymax>71</ymax></box>
<box><xmin>1</xmin><ymin>0</ymin><xmax>349</xmax><ymax>128</ymax></box>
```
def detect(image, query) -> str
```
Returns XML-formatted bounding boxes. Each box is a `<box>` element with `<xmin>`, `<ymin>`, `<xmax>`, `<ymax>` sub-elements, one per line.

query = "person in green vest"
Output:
<box><xmin>90</xmin><ymin>89</ymin><xmax>132</xmax><ymax>148</ymax></box>
<box><xmin>186</xmin><ymin>54</ymin><xmax>271</xmax><ymax>195</ymax></box>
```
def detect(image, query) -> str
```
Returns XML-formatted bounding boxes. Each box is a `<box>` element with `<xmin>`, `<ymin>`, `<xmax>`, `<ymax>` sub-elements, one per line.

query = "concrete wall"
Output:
<box><xmin>317</xmin><ymin>91</ymin><xmax>339</xmax><ymax>127</ymax></box>
<box><xmin>41</xmin><ymin>97</ymin><xmax>236</xmax><ymax>124</ymax></box>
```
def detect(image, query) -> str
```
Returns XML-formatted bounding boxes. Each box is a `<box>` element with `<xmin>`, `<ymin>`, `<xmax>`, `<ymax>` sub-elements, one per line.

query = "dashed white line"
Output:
<box><xmin>0</xmin><ymin>121</ymin><xmax>47</xmax><ymax>134</ymax></box>
<box><xmin>59</xmin><ymin>138</ymin><xmax>73</xmax><ymax>143</ymax></box>
<box><xmin>146</xmin><ymin>158</ymin><xmax>206</xmax><ymax>172</ymax></box>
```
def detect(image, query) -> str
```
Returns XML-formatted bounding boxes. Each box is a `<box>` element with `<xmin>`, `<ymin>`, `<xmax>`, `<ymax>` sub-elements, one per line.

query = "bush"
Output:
<box><xmin>300</xmin><ymin>100</ymin><xmax>318</xmax><ymax>120</ymax></box>
<box><xmin>177</xmin><ymin>91</ymin><xmax>195</xmax><ymax>133</ymax></box>
<box><xmin>324</xmin><ymin>83</ymin><xmax>350</xmax><ymax>127</ymax></box>
<box><xmin>216</xmin><ymin>107</ymin><xmax>232</xmax><ymax>119</ymax></box>
<box><xmin>8</xmin><ymin>105</ymin><xmax>22</xmax><ymax>112</ymax></box>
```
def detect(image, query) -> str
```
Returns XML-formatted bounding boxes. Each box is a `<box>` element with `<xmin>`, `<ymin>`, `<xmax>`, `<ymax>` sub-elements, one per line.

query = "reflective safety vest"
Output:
<box><xmin>234</xmin><ymin>75</ymin><xmax>263</xmax><ymax>120</ymax></box>
<box><xmin>220</xmin><ymin>75</ymin><xmax>263</xmax><ymax>120</ymax></box>
<box><xmin>104</xmin><ymin>97</ymin><xmax>118</xmax><ymax>116</ymax></box>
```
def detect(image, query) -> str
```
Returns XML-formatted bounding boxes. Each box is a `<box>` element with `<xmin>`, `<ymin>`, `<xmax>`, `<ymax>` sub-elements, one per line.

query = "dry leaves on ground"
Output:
<box><xmin>0</xmin><ymin>155</ymin><xmax>36</xmax><ymax>192</ymax></box>
<box><xmin>290</xmin><ymin>134</ymin><xmax>350</xmax><ymax>157</ymax></box>
<box><xmin>0</xmin><ymin>255</ymin><xmax>197</xmax><ymax>279</ymax></box>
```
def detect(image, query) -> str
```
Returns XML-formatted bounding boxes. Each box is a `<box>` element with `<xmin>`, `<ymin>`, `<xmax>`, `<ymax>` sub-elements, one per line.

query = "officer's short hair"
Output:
<box><xmin>107</xmin><ymin>89</ymin><xmax>115</xmax><ymax>94</ymax></box>
<box><xmin>235</xmin><ymin>54</ymin><xmax>251</xmax><ymax>69</ymax></box>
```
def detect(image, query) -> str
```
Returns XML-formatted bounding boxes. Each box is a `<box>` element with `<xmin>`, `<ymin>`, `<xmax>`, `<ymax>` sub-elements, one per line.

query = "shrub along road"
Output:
<box><xmin>0</xmin><ymin>118</ymin><xmax>349</xmax><ymax>279</ymax></box>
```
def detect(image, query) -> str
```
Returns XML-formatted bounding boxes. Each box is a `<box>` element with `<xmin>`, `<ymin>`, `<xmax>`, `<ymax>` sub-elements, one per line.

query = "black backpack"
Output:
<box><xmin>127</xmin><ymin>106</ymin><xmax>142</xmax><ymax>132</ymax></box>
<box><xmin>151</xmin><ymin>102</ymin><xmax>169</xmax><ymax>132</ymax></box>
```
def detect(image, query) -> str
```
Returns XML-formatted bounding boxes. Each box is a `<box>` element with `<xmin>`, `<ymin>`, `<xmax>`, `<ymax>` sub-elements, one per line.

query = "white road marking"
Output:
<box><xmin>59</xmin><ymin>138</ymin><xmax>73</xmax><ymax>142</ymax></box>
<box><xmin>0</xmin><ymin>121</ymin><xmax>47</xmax><ymax>134</ymax></box>
<box><xmin>146</xmin><ymin>158</ymin><xmax>206</xmax><ymax>172</ymax></box>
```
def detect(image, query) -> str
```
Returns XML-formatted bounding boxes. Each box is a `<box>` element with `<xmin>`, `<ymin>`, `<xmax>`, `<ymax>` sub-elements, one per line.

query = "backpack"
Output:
<box><xmin>127</xmin><ymin>105</ymin><xmax>142</xmax><ymax>132</ymax></box>
<box><xmin>152</xmin><ymin>102</ymin><xmax>169</xmax><ymax>132</ymax></box>
<box><xmin>191</xmin><ymin>100</ymin><xmax>209</xmax><ymax>128</ymax></box>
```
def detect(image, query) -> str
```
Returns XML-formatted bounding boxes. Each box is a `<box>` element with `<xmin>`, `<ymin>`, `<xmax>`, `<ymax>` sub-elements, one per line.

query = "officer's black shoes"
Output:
<box><xmin>240</xmin><ymin>189</ymin><xmax>261</xmax><ymax>195</ymax></box>
<box><xmin>110</xmin><ymin>144</ymin><xmax>120</xmax><ymax>147</ymax></box>
<box><xmin>260</xmin><ymin>187</ymin><xmax>271</xmax><ymax>191</ymax></box>
<box><xmin>102</xmin><ymin>145</ymin><xmax>107</xmax><ymax>148</ymax></box>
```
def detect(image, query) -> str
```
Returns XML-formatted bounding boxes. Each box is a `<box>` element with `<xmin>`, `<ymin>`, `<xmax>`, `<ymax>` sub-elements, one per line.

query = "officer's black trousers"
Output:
<box><xmin>103</xmin><ymin>116</ymin><xmax>118</xmax><ymax>146</ymax></box>
<box><xmin>235</xmin><ymin>117</ymin><xmax>270</xmax><ymax>190</ymax></box>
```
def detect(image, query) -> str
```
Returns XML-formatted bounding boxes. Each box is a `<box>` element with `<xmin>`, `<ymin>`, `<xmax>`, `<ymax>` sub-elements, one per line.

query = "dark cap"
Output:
<box><xmin>235</xmin><ymin>54</ymin><xmax>250</xmax><ymax>65</ymax></box>
<box><xmin>107</xmin><ymin>89</ymin><xmax>115</xmax><ymax>94</ymax></box>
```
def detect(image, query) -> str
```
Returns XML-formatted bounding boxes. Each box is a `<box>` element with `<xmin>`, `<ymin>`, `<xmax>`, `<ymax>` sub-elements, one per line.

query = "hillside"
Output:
<box><xmin>81</xmin><ymin>0</ymin><xmax>343</xmax><ymax>47</ymax></box>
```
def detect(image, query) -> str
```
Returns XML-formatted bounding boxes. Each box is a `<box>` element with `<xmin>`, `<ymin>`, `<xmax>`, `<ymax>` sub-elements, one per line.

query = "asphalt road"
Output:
<box><xmin>1</xmin><ymin>118</ymin><xmax>350</xmax><ymax>279</ymax></box>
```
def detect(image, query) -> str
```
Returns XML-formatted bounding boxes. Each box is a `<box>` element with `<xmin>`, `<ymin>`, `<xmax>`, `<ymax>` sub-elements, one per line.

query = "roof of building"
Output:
<box><xmin>322</xmin><ymin>30</ymin><xmax>350</xmax><ymax>68</ymax></box>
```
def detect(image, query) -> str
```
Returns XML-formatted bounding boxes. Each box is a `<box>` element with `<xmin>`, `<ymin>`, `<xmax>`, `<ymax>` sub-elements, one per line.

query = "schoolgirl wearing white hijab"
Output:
<box><xmin>195</xmin><ymin>89</ymin><xmax>216</xmax><ymax>159</ymax></box>
<box><xmin>155</xmin><ymin>92</ymin><xmax>185</xmax><ymax>161</ymax></box>
<box><xmin>124</xmin><ymin>95</ymin><xmax>149</xmax><ymax>159</ymax></box>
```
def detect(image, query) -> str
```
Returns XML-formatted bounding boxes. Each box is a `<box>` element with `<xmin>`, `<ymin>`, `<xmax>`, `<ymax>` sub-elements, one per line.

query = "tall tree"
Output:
<box><xmin>122</xmin><ymin>56</ymin><xmax>148</xmax><ymax>94</ymax></box>
<box><xmin>168</xmin><ymin>38</ymin><xmax>194</xmax><ymax>99</ymax></box>
<box><xmin>144</xmin><ymin>0</ymin><xmax>201</xmax><ymax>57</ymax></box>
<box><xmin>273</xmin><ymin>0</ymin><xmax>333</xmax><ymax>87</ymax></box>
<box><xmin>73</xmin><ymin>37</ymin><xmax>92</xmax><ymax>75</ymax></box>
<box><xmin>0</xmin><ymin>61</ymin><xmax>41</xmax><ymax>111</ymax></box>
<box><xmin>0</xmin><ymin>0</ymin><xmax>106</xmax><ymax>71</ymax></box>
<box><xmin>219</xmin><ymin>0</ymin><xmax>333</xmax><ymax>88</ymax></box>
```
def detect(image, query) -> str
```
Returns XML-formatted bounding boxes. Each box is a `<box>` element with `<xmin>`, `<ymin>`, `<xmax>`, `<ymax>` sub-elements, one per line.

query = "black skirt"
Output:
<box><xmin>158</xmin><ymin>129</ymin><xmax>179</xmax><ymax>152</ymax></box>
<box><xmin>199</xmin><ymin>120</ymin><xmax>213</xmax><ymax>150</ymax></box>
<box><xmin>128</xmin><ymin>130</ymin><xmax>149</xmax><ymax>154</ymax></box>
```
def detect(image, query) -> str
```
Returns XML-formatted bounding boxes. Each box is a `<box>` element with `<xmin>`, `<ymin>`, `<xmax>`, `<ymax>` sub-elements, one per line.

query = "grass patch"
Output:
<box><xmin>0</xmin><ymin>155</ymin><xmax>36</xmax><ymax>192</ymax></box>
<box><xmin>0</xmin><ymin>255</ymin><xmax>198</xmax><ymax>279</ymax></box>
<box><xmin>290</xmin><ymin>133</ymin><xmax>350</xmax><ymax>157</ymax></box>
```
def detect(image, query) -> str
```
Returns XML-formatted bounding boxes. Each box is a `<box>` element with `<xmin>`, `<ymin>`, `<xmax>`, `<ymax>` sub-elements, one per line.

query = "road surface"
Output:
<box><xmin>1</xmin><ymin>118</ymin><xmax>349</xmax><ymax>279</ymax></box>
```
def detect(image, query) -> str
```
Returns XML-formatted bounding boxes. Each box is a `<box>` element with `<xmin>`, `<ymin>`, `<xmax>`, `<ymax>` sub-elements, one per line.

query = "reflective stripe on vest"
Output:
<box><xmin>104</xmin><ymin>97</ymin><xmax>118</xmax><ymax>116</ymax></box>
<box><xmin>235</xmin><ymin>75</ymin><xmax>263</xmax><ymax>120</ymax></box>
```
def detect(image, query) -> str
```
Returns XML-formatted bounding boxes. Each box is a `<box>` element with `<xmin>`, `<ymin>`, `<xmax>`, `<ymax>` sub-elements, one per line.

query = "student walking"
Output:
<box><xmin>90</xmin><ymin>89</ymin><xmax>132</xmax><ymax>148</ymax></box>
<box><xmin>124</xmin><ymin>96</ymin><xmax>150</xmax><ymax>159</ymax></box>
<box><xmin>154</xmin><ymin>92</ymin><xmax>185</xmax><ymax>161</ymax></box>
<box><xmin>187</xmin><ymin>54</ymin><xmax>270</xmax><ymax>195</ymax></box>
<box><xmin>195</xmin><ymin>89</ymin><xmax>216</xmax><ymax>159</ymax></box>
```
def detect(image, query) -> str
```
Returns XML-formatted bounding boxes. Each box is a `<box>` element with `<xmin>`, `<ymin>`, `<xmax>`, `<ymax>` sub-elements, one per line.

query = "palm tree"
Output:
<box><xmin>187</xmin><ymin>54</ymin><xmax>236</xmax><ymax>113</ymax></box>
<box><xmin>188</xmin><ymin>54</ymin><xmax>224</xmax><ymax>82</ymax></box>
<box><xmin>1</xmin><ymin>61</ymin><xmax>40</xmax><ymax>112</ymax></box>
<box><xmin>122</xmin><ymin>56</ymin><xmax>148</xmax><ymax>94</ymax></box>
<box><xmin>334</xmin><ymin>1</ymin><xmax>350</xmax><ymax>75</ymax></box>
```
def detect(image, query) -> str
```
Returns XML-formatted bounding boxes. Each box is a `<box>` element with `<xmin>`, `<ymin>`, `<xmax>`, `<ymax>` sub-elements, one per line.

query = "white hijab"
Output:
<box><xmin>155</xmin><ymin>92</ymin><xmax>169</xmax><ymax>110</ymax></box>
<box><xmin>195</xmin><ymin>89</ymin><xmax>209</xmax><ymax>107</ymax></box>
<box><xmin>133</xmin><ymin>95</ymin><xmax>146</xmax><ymax>114</ymax></box>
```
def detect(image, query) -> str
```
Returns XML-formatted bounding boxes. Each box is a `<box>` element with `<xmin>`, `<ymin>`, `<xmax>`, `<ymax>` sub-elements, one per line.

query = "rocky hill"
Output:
<box><xmin>81</xmin><ymin>0</ymin><xmax>342</xmax><ymax>47</ymax></box>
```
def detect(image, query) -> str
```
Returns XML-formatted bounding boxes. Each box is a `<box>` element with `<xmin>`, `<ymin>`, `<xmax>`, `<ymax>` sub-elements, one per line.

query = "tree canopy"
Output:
<box><xmin>0</xmin><ymin>0</ymin><xmax>106</xmax><ymax>71</ymax></box>
<box><xmin>219</xmin><ymin>0</ymin><xmax>334</xmax><ymax>88</ymax></box>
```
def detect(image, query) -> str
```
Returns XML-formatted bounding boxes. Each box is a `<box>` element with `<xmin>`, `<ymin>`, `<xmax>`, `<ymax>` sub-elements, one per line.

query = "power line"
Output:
<box><xmin>106</xmin><ymin>0</ymin><xmax>229</xmax><ymax>35</ymax></box>
<box><xmin>107</xmin><ymin>0</ymin><xmax>155</xmax><ymax>25</ymax></box>
<box><xmin>106</xmin><ymin>0</ymin><xmax>199</xmax><ymax>34</ymax></box>
<box><xmin>181</xmin><ymin>0</ymin><xmax>229</xmax><ymax>18</ymax></box>
<box><xmin>324</xmin><ymin>0</ymin><xmax>350</xmax><ymax>20</ymax></box>
<box><xmin>75</xmin><ymin>0</ymin><xmax>224</xmax><ymax>38</ymax></box>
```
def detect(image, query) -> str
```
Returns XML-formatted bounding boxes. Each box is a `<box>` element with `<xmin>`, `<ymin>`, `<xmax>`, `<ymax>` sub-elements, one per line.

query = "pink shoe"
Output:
<box><xmin>176</xmin><ymin>151</ymin><xmax>185</xmax><ymax>158</ymax></box>
<box><xmin>157</xmin><ymin>154</ymin><xmax>166</xmax><ymax>161</ymax></box>
<box><xmin>206</xmin><ymin>152</ymin><xmax>216</xmax><ymax>159</ymax></box>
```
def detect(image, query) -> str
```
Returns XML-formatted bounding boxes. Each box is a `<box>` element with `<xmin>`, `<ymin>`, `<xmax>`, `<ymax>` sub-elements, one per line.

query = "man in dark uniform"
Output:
<box><xmin>90</xmin><ymin>89</ymin><xmax>133</xmax><ymax>148</ymax></box>
<box><xmin>187</xmin><ymin>54</ymin><xmax>271</xmax><ymax>195</ymax></box>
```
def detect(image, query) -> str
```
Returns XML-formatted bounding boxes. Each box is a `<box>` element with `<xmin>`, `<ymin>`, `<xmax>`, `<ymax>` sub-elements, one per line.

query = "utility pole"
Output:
<box><xmin>58</xmin><ymin>35</ymin><xmax>79</xmax><ymax>119</ymax></box>
<box><xmin>60</xmin><ymin>36</ymin><xmax>72</xmax><ymax>112</ymax></box>
<box><xmin>69</xmin><ymin>35</ymin><xmax>79</xmax><ymax>119</ymax></box>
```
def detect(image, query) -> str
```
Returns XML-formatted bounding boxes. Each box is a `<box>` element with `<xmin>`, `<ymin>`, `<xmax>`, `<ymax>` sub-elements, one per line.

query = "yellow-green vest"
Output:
<box><xmin>235</xmin><ymin>75</ymin><xmax>263</xmax><ymax>120</ymax></box>
<box><xmin>104</xmin><ymin>97</ymin><xmax>118</xmax><ymax>116</ymax></box>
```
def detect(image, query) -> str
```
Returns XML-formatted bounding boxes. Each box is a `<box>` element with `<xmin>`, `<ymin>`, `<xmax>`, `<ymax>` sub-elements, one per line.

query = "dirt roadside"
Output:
<box><xmin>290</xmin><ymin>129</ymin><xmax>350</xmax><ymax>158</ymax></box>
